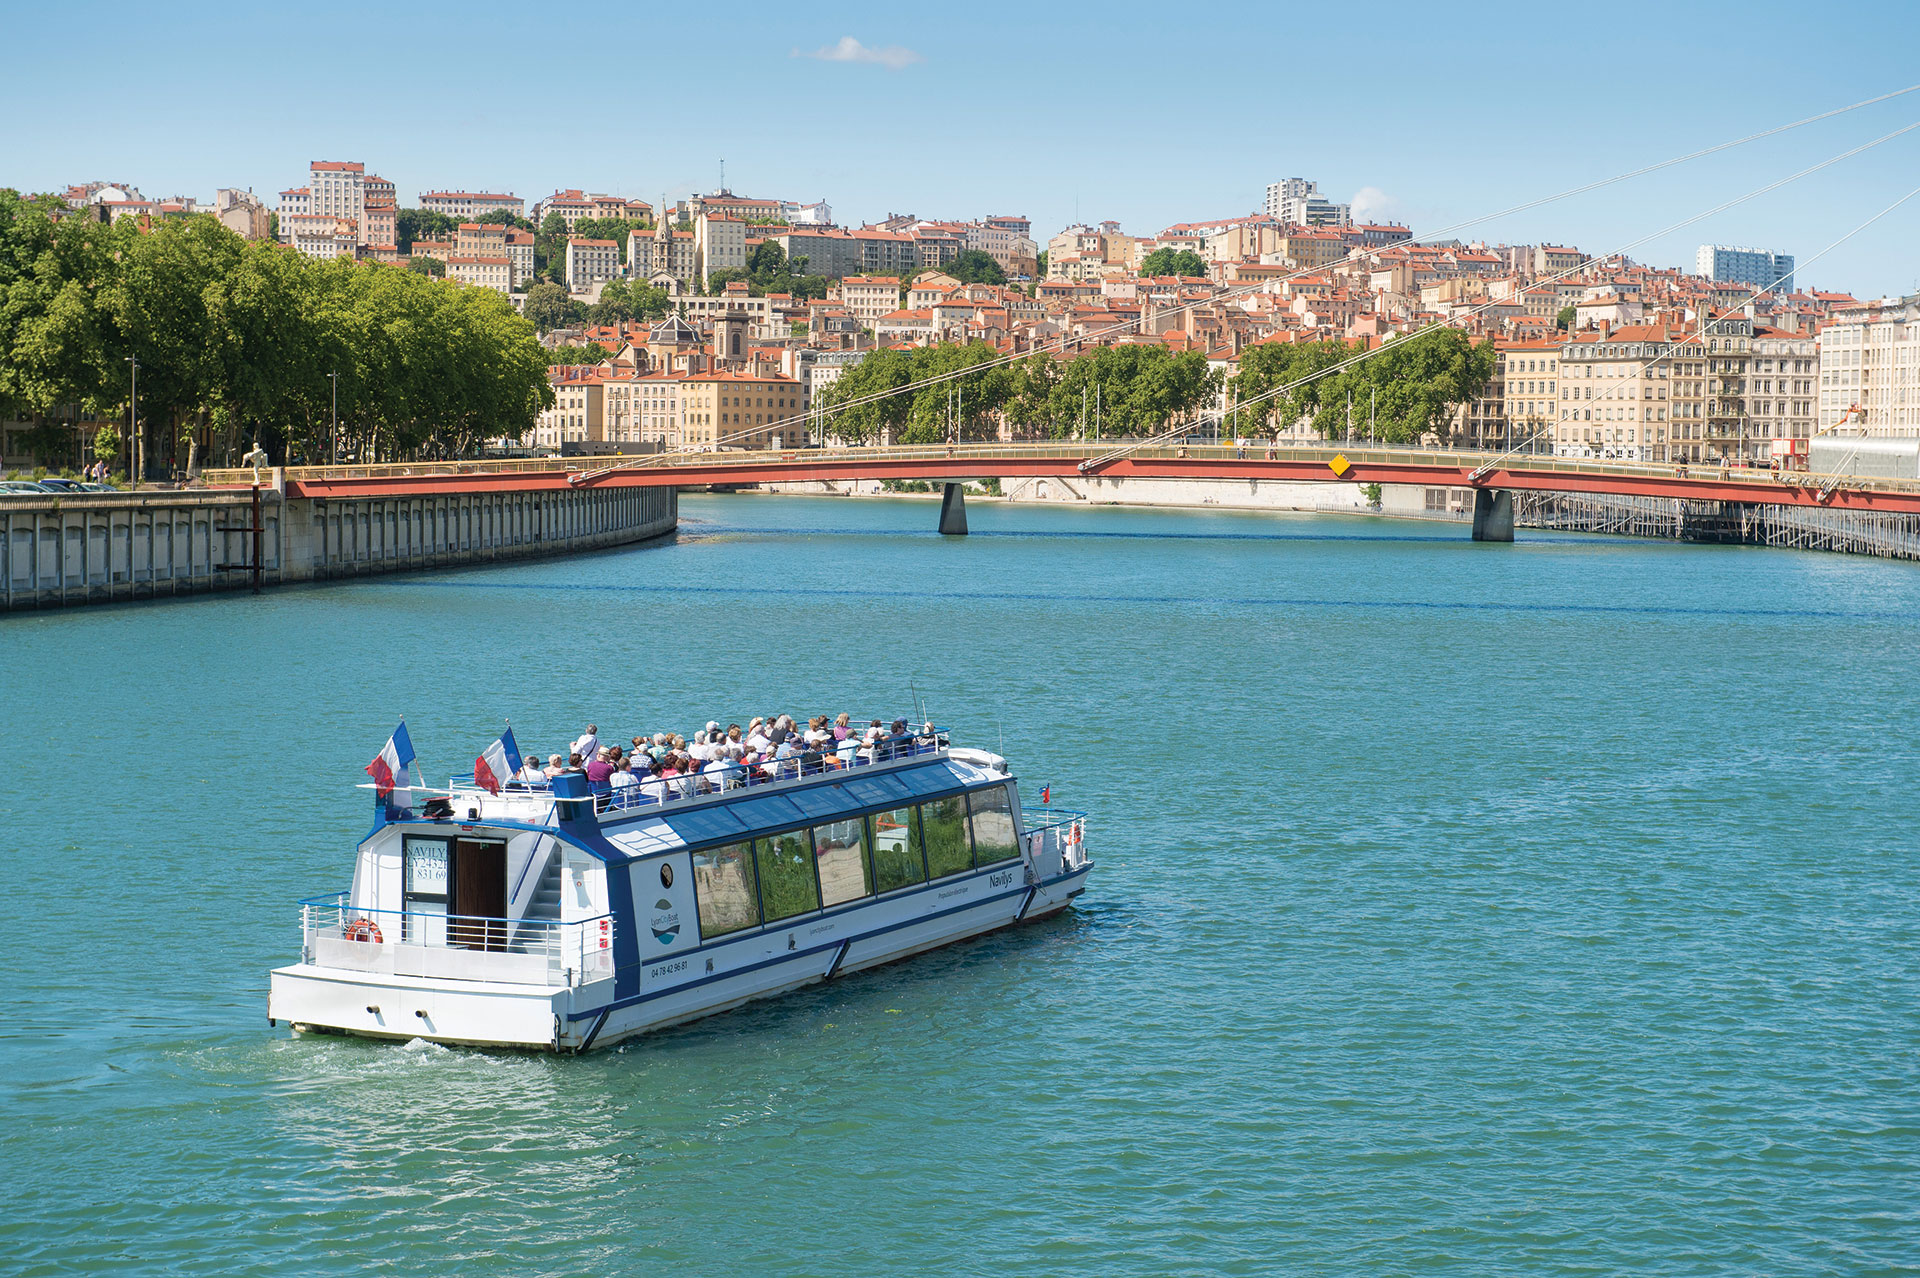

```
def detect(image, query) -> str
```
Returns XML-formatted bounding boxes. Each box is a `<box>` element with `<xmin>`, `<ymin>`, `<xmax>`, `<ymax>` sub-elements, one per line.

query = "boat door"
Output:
<box><xmin>450</xmin><ymin>838</ymin><xmax>508</xmax><ymax>952</ymax></box>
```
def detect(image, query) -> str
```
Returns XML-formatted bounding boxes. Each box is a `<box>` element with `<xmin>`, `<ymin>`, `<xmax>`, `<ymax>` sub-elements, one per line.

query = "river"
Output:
<box><xmin>4</xmin><ymin>493</ymin><xmax>1917</xmax><ymax>1275</ymax></box>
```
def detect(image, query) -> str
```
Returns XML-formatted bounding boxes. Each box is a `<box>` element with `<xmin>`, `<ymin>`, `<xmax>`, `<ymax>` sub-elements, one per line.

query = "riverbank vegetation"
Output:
<box><xmin>0</xmin><ymin>190</ymin><xmax>554</xmax><ymax>471</ymax></box>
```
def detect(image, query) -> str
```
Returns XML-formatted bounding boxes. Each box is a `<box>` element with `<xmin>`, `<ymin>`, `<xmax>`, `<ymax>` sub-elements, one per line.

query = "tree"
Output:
<box><xmin>394</xmin><ymin>208</ymin><xmax>455</xmax><ymax>252</ymax></box>
<box><xmin>945</xmin><ymin>249</ymin><xmax>1006</xmax><ymax>286</ymax></box>
<box><xmin>1036</xmin><ymin>250</ymin><xmax>1048</xmax><ymax>277</ymax></box>
<box><xmin>92</xmin><ymin>424</ymin><xmax>119</xmax><ymax>465</ymax></box>
<box><xmin>534</xmin><ymin>211</ymin><xmax>570</xmax><ymax>283</ymax></box>
<box><xmin>1229</xmin><ymin>329</ymin><xmax>1492</xmax><ymax>444</ymax></box>
<box><xmin>523</xmin><ymin>280</ymin><xmax>579</xmax><ymax>332</ymax></box>
<box><xmin>408</xmin><ymin>255</ymin><xmax>446</xmax><ymax>278</ymax></box>
<box><xmin>1556</xmin><ymin>305</ymin><xmax>1576</xmax><ymax>330</ymax></box>
<box><xmin>1139</xmin><ymin>248</ymin><xmax>1208</xmax><ymax>279</ymax></box>
<box><xmin>475</xmin><ymin>209</ymin><xmax>534</xmax><ymax>231</ymax></box>
<box><xmin>0</xmin><ymin>195</ymin><xmax>555</xmax><ymax>469</ymax></box>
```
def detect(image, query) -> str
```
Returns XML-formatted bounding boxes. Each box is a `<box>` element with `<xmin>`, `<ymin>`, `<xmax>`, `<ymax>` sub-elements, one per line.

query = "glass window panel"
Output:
<box><xmin>694</xmin><ymin>841</ymin><xmax>759</xmax><ymax>939</ymax></box>
<box><xmin>843</xmin><ymin>774</ymin><xmax>912</xmax><ymax>806</ymax></box>
<box><xmin>967</xmin><ymin>785</ymin><xmax>1021</xmax><ymax>866</ymax></box>
<box><xmin>920</xmin><ymin>796</ymin><xmax>972</xmax><ymax>879</ymax></box>
<box><xmin>404</xmin><ymin>836</ymin><xmax>450</xmax><ymax>898</ymax></box>
<box><xmin>755</xmin><ymin>830</ymin><xmax>820</xmax><ymax>922</ymax></box>
<box><xmin>812</xmin><ymin>817</ymin><xmax>872</xmax><ymax>907</ymax></box>
<box><xmin>871</xmin><ymin>807</ymin><xmax>924</xmax><ymax>893</ymax></box>
<box><xmin>664</xmin><ymin>805</ymin><xmax>747</xmax><ymax>843</ymax></box>
<box><xmin>731</xmin><ymin>794</ymin><xmax>804</xmax><ymax>829</ymax></box>
<box><xmin>789</xmin><ymin>783</ymin><xmax>859</xmax><ymax>820</ymax></box>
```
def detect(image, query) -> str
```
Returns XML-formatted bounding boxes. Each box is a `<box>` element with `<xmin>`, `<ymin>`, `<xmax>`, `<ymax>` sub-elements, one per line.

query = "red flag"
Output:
<box><xmin>1041</xmin><ymin>786</ymin><xmax>1050</xmax><ymax>804</ymax></box>
<box><xmin>474</xmin><ymin>754</ymin><xmax>501</xmax><ymax>795</ymax></box>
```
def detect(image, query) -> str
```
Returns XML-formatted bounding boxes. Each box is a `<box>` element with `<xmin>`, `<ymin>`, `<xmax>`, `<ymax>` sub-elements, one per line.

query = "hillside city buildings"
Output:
<box><xmin>17</xmin><ymin>164</ymin><xmax>1910</xmax><ymax>474</ymax></box>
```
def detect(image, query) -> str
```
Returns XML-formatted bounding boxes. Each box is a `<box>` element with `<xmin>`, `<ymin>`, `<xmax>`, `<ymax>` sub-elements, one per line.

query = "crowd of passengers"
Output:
<box><xmin>505</xmin><ymin>715</ymin><xmax>937</xmax><ymax>804</ymax></box>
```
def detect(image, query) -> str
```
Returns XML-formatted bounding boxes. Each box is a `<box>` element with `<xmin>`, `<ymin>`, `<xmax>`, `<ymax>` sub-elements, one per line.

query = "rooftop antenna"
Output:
<box><xmin>719</xmin><ymin>158</ymin><xmax>725</xmax><ymax>194</ymax></box>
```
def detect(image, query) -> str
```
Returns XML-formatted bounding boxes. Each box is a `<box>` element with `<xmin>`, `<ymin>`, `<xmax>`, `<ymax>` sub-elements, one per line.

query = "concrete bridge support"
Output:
<box><xmin>939</xmin><ymin>483</ymin><xmax>969</xmax><ymax>536</ymax></box>
<box><xmin>1471</xmin><ymin>488</ymin><xmax>1514</xmax><ymax>542</ymax></box>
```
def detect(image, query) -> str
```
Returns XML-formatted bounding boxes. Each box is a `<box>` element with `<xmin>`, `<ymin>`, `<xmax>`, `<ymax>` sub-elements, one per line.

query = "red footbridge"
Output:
<box><xmin>206</xmin><ymin>441</ymin><xmax>1920</xmax><ymax>541</ymax></box>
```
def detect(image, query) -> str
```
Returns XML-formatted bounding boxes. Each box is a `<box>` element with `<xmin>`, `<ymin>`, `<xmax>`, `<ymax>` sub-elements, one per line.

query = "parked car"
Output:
<box><xmin>35</xmin><ymin>477</ymin><xmax>86</xmax><ymax>493</ymax></box>
<box><xmin>0</xmin><ymin>480</ymin><xmax>54</xmax><ymax>494</ymax></box>
<box><xmin>80</xmin><ymin>482</ymin><xmax>117</xmax><ymax>492</ymax></box>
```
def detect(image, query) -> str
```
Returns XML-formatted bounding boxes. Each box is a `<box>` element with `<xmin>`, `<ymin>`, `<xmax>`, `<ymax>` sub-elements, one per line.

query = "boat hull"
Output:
<box><xmin>271</xmin><ymin>863</ymin><xmax>1090</xmax><ymax>1052</ymax></box>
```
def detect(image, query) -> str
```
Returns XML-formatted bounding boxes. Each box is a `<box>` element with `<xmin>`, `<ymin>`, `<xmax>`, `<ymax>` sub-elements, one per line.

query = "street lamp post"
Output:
<box><xmin>126</xmin><ymin>355</ymin><xmax>139</xmax><ymax>491</ymax></box>
<box><xmin>329</xmin><ymin>371</ymin><xmax>339</xmax><ymax>465</ymax></box>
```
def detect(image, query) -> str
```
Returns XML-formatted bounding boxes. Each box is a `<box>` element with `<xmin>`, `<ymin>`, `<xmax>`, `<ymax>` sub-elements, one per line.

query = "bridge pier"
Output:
<box><xmin>939</xmin><ymin>483</ymin><xmax>969</xmax><ymax>536</ymax></box>
<box><xmin>1471</xmin><ymin>488</ymin><xmax>1514</xmax><ymax>542</ymax></box>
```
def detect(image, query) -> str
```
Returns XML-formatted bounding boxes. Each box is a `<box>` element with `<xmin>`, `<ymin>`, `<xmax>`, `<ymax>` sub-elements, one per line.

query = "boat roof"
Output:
<box><xmin>603</xmin><ymin>755</ymin><xmax>1002</xmax><ymax>860</ymax></box>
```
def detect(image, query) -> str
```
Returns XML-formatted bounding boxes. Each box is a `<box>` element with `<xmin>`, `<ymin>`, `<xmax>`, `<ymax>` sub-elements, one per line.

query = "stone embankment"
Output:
<box><xmin>0</xmin><ymin>475</ymin><xmax>676</xmax><ymax>611</ymax></box>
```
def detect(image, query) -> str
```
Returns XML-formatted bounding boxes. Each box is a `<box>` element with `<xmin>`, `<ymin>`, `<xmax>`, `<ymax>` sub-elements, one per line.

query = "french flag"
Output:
<box><xmin>366</xmin><ymin>721</ymin><xmax>415</xmax><ymax>803</ymax></box>
<box><xmin>474</xmin><ymin>725</ymin><xmax>523</xmax><ymax>795</ymax></box>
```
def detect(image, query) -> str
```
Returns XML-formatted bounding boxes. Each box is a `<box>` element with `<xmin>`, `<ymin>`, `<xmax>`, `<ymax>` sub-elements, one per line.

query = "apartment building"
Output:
<box><xmin>421</xmin><ymin>190</ymin><xmax>524</xmax><ymax>220</ymax></box>
<box><xmin>686</xmin><ymin>189</ymin><xmax>783</xmax><ymax>222</ymax></box>
<box><xmin>602</xmin><ymin>371</ymin><xmax>684</xmax><ymax>447</ymax></box>
<box><xmin>535</xmin><ymin>370</ymin><xmax>607</xmax><ymax>448</ymax></box>
<box><xmin>1696</xmin><ymin>244</ymin><xmax>1795</xmax><ymax>290</ymax></box>
<box><xmin>213</xmin><ymin>189</ymin><xmax>272</xmax><ymax>240</ymax></box>
<box><xmin>505</xmin><ymin>230</ymin><xmax>535</xmax><ymax>288</ymax></box>
<box><xmin>680</xmin><ymin>371</ymin><xmax>806</xmax><ymax>450</ymax></box>
<box><xmin>307</xmin><ymin>161</ymin><xmax>365</xmax><ymax>240</ymax></box>
<box><xmin>1818</xmin><ymin>294</ymin><xmax>1920</xmax><ymax>434</ymax></box>
<box><xmin>839</xmin><ymin>276</ymin><xmax>902</xmax><ymax>325</ymax></box>
<box><xmin>676</xmin><ymin>288</ymin><xmax>773</xmax><ymax>327</ymax></box>
<box><xmin>695</xmin><ymin>212</ymin><xmax>747</xmax><ymax>283</ymax></box>
<box><xmin>565</xmin><ymin>238</ymin><xmax>620</xmax><ymax>290</ymax></box>
<box><xmin>1500</xmin><ymin>338</ymin><xmax>1561</xmax><ymax>447</ymax></box>
<box><xmin>284</xmin><ymin>214</ymin><xmax>356</xmax><ymax>260</ymax></box>
<box><xmin>629</xmin><ymin>224</ymin><xmax>698</xmax><ymax>287</ymax></box>
<box><xmin>447</xmin><ymin>256</ymin><xmax>513</xmax><ymax>294</ymax></box>
<box><xmin>534</xmin><ymin>190</ymin><xmax>595</xmax><ymax>231</ymax></box>
<box><xmin>1749</xmin><ymin>328</ymin><xmax>1819</xmax><ymax>450</ymax></box>
<box><xmin>1263</xmin><ymin>178</ymin><xmax>1351</xmax><ymax>226</ymax></box>
<box><xmin>1558</xmin><ymin>323</ymin><xmax>1677</xmax><ymax>461</ymax></box>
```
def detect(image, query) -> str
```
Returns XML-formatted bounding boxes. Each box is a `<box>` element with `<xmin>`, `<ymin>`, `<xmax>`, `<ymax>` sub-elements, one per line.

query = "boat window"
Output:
<box><xmin>812</xmin><ymin>817</ymin><xmax>872</xmax><ymax>907</ymax></box>
<box><xmin>694</xmin><ymin>841</ymin><xmax>760</xmax><ymax>940</ymax></box>
<box><xmin>870</xmin><ymin>807</ymin><xmax>924</xmax><ymax>893</ymax></box>
<box><xmin>967</xmin><ymin>785</ymin><xmax>1021</xmax><ymax>866</ymax></box>
<box><xmin>402</xmin><ymin>835</ymin><xmax>450</xmax><ymax>944</ymax></box>
<box><xmin>755</xmin><ymin>830</ymin><xmax>820</xmax><ymax>922</ymax></box>
<box><xmin>919</xmin><ymin>796</ymin><xmax>972</xmax><ymax>879</ymax></box>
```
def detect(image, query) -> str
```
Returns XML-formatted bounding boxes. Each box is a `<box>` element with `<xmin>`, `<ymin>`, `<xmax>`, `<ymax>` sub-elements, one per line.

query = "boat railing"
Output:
<box><xmin>298</xmin><ymin>892</ymin><xmax>615</xmax><ymax>988</ymax></box>
<box><xmin>445</xmin><ymin>724</ymin><xmax>951</xmax><ymax>817</ymax></box>
<box><xmin>1022</xmin><ymin>808</ymin><xmax>1090</xmax><ymax>875</ymax></box>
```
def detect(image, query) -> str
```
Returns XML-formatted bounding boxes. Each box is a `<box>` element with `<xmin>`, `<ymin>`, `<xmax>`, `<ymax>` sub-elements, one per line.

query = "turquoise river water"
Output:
<box><xmin>3</xmin><ymin>494</ymin><xmax>1919</xmax><ymax>1276</ymax></box>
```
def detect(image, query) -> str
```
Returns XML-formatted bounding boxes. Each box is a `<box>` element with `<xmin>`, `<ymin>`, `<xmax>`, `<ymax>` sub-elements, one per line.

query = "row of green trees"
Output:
<box><xmin>0</xmin><ymin>191</ymin><xmax>554</xmax><ymax>471</ymax></box>
<box><xmin>813</xmin><ymin>342</ymin><xmax>1224</xmax><ymax>443</ymax></box>
<box><xmin>1228</xmin><ymin>329</ymin><xmax>1493</xmax><ymax>443</ymax></box>
<box><xmin>811</xmin><ymin>328</ymin><xmax>1492</xmax><ymax>446</ymax></box>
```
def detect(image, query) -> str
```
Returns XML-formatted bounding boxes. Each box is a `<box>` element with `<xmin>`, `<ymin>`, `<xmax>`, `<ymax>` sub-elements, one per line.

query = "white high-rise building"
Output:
<box><xmin>1817</xmin><ymin>295</ymin><xmax>1920</xmax><ymax>434</ymax></box>
<box><xmin>1695</xmin><ymin>244</ymin><xmax>1795</xmax><ymax>290</ymax></box>
<box><xmin>1263</xmin><ymin>177</ymin><xmax>1350</xmax><ymax>227</ymax></box>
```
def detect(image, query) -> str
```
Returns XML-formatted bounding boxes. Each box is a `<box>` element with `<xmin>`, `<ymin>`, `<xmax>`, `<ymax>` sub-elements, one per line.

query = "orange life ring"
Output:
<box><xmin>344</xmin><ymin>917</ymin><xmax>384</xmax><ymax>944</ymax></box>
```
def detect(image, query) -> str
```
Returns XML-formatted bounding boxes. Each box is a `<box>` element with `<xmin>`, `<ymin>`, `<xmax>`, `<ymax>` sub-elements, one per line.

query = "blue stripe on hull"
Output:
<box><xmin>574</xmin><ymin>865</ymin><xmax>1091</xmax><ymax>1048</ymax></box>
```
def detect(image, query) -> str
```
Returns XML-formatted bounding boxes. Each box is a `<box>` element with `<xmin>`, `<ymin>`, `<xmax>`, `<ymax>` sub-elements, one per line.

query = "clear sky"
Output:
<box><xmin>10</xmin><ymin>0</ymin><xmax>1920</xmax><ymax>295</ymax></box>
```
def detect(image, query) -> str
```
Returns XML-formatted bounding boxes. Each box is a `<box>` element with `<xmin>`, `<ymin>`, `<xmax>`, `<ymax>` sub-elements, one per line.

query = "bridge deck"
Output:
<box><xmin>199</xmin><ymin>443</ymin><xmax>1920</xmax><ymax>516</ymax></box>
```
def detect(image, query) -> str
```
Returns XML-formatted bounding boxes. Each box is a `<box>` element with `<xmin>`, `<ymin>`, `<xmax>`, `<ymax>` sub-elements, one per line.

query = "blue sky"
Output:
<box><xmin>9</xmin><ymin>0</ymin><xmax>1920</xmax><ymax>294</ymax></box>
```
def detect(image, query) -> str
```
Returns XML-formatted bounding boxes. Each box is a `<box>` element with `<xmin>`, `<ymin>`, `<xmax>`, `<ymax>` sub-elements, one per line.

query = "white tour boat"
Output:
<box><xmin>268</xmin><ymin>721</ymin><xmax>1092</xmax><ymax>1052</ymax></box>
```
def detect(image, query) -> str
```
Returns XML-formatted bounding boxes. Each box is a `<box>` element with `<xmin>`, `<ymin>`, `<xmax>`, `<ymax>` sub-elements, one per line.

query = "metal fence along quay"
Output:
<box><xmin>190</xmin><ymin>441</ymin><xmax>1920</xmax><ymax>514</ymax></box>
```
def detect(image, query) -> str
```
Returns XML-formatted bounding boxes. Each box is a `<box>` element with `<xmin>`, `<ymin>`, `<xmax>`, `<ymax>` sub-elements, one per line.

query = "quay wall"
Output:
<box><xmin>757</xmin><ymin>473</ymin><xmax>1920</xmax><ymax>562</ymax></box>
<box><xmin>1</xmin><ymin>480</ymin><xmax>677</xmax><ymax>612</ymax></box>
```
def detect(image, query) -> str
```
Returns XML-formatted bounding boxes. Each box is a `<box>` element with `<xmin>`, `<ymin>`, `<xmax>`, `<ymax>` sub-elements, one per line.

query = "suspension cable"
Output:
<box><xmin>573</xmin><ymin>84</ymin><xmax>1920</xmax><ymax>479</ymax></box>
<box><xmin>1084</xmin><ymin>117</ymin><xmax>1920</xmax><ymax>471</ymax></box>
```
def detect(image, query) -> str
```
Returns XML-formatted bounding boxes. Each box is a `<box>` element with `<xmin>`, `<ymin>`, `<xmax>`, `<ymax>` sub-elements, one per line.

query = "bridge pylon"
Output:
<box><xmin>939</xmin><ymin>483</ymin><xmax>969</xmax><ymax>536</ymax></box>
<box><xmin>1471</xmin><ymin>488</ymin><xmax>1514</xmax><ymax>543</ymax></box>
